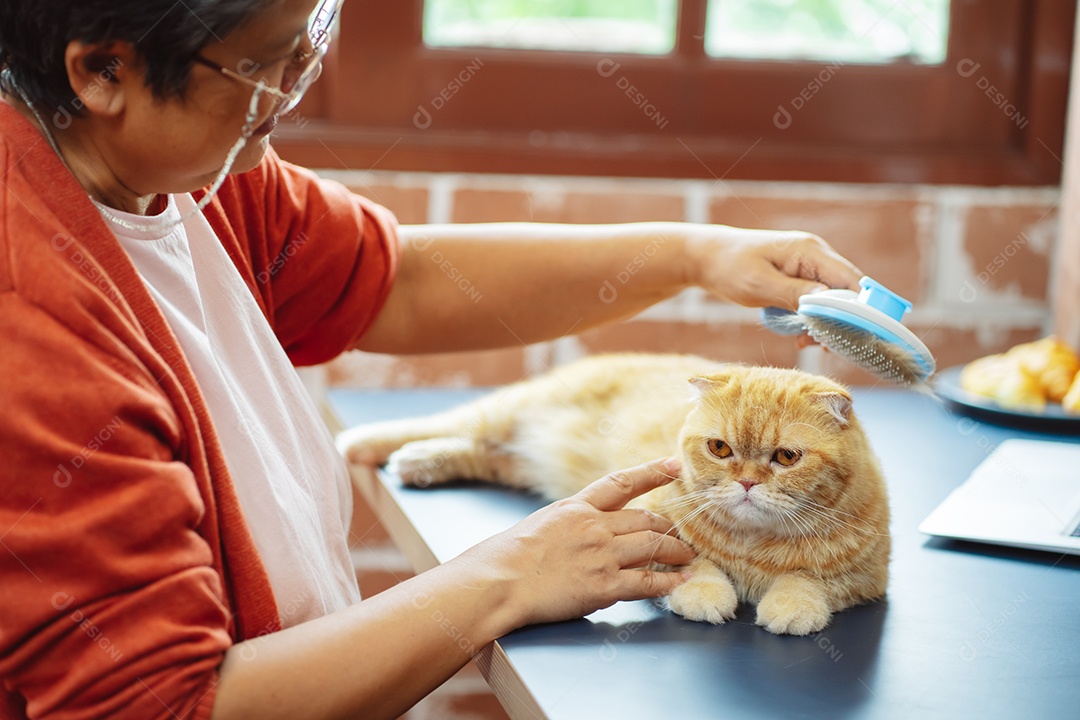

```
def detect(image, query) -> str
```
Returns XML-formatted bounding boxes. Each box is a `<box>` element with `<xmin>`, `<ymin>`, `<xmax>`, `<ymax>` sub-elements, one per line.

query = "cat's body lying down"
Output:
<box><xmin>343</xmin><ymin>353</ymin><xmax>890</xmax><ymax>635</ymax></box>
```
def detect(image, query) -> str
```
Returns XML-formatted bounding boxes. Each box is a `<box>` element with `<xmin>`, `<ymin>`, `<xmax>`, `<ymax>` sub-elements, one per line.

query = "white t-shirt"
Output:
<box><xmin>100</xmin><ymin>193</ymin><xmax>360</xmax><ymax>627</ymax></box>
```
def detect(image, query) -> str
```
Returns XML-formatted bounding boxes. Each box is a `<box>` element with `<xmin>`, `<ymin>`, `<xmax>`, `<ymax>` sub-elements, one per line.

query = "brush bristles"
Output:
<box><xmin>804</xmin><ymin>316</ymin><xmax>932</xmax><ymax>387</ymax></box>
<box><xmin>763</xmin><ymin>312</ymin><xmax>809</xmax><ymax>336</ymax></box>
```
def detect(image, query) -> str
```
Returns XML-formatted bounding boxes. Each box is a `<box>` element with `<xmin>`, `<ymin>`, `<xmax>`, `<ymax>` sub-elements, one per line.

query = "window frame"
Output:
<box><xmin>273</xmin><ymin>0</ymin><xmax>1074</xmax><ymax>186</ymax></box>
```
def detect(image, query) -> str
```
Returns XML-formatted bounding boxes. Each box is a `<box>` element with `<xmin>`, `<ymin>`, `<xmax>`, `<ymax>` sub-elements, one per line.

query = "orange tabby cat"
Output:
<box><xmin>343</xmin><ymin>353</ymin><xmax>890</xmax><ymax>635</ymax></box>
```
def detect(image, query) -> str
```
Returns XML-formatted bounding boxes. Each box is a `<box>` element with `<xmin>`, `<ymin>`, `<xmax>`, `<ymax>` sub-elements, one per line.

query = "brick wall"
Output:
<box><xmin>1054</xmin><ymin>9</ymin><xmax>1080</xmax><ymax>350</ymax></box>
<box><xmin>319</xmin><ymin>168</ymin><xmax>1061</xmax><ymax>720</ymax></box>
<box><xmin>321</xmin><ymin>169</ymin><xmax>1059</xmax><ymax>389</ymax></box>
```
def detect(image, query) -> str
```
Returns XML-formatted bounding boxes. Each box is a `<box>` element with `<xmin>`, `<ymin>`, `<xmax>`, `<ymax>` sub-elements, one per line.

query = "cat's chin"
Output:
<box><xmin>723</xmin><ymin>499</ymin><xmax>783</xmax><ymax>531</ymax></box>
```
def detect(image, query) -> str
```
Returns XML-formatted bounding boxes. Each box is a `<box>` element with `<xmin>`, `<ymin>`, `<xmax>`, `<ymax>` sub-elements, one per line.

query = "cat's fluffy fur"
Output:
<box><xmin>343</xmin><ymin>353</ymin><xmax>890</xmax><ymax>635</ymax></box>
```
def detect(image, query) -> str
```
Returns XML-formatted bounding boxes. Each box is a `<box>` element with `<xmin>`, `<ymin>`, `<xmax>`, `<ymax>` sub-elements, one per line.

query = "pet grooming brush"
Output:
<box><xmin>761</xmin><ymin>277</ymin><xmax>936</xmax><ymax>386</ymax></box>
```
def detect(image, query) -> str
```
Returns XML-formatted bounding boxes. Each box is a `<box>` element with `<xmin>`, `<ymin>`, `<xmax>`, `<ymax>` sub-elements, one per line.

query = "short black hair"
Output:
<box><xmin>0</xmin><ymin>0</ymin><xmax>275</xmax><ymax>115</ymax></box>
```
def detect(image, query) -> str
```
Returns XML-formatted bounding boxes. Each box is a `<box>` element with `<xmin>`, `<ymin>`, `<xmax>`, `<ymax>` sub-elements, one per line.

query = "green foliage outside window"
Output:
<box><xmin>424</xmin><ymin>0</ymin><xmax>949</xmax><ymax>64</ymax></box>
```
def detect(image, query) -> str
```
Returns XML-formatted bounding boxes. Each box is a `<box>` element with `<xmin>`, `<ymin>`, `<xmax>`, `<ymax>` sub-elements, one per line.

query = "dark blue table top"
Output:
<box><xmin>331</xmin><ymin>387</ymin><xmax>1080</xmax><ymax>720</ymax></box>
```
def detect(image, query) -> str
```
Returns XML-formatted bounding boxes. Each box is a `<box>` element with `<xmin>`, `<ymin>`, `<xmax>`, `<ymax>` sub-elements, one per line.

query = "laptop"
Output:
<box><xmin>920</xmin><ymin>439</ymin><xmax>1080</xmax><ymax>555</ymax></box>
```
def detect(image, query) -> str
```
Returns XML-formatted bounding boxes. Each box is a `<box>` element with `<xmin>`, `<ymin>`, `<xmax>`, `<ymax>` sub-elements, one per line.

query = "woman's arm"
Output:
<box><xmin>357</xmin><ymin>222</ymin><xmax>863</xmax><ymax>355</ymax></box>
<box><xmin>211</xmin><ymin>458</ymin><xmax>694</xmax><ymax>720</ymax></box>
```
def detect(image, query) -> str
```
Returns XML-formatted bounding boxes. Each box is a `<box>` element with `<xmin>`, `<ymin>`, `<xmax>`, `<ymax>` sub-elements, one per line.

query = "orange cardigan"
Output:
<box><xmin>0</xmin><ymin>103</ymin><xmax>399</xmax><ymax>719</ymax></box>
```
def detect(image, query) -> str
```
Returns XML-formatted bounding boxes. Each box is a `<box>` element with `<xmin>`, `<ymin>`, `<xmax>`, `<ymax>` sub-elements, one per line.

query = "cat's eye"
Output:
<box><xmin>707</xmin><ymin>439</ymin><xmax>733</xmax><ymax>459</ymax></box>
<box><xmin>773</xmin><ymin>448</ymin><xmax>801</xmax><ymax>467</ymax></box>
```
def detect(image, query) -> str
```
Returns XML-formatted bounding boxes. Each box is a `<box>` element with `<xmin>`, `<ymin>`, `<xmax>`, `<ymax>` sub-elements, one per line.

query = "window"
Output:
<box><xmin>705</xmin><ymin>0</ymin><xmax>949</xmax><ymax>64</ymax></box>
<box><xmin>274</xmin><ymin>0</ymin><xmax>1074</xmax><ymax>185</ymax></box>
<box><xmin>424</xmin><ymin>0</ymin><xmax>679</xmax><ymax>55</ymax></box>
<box><xmin>420</xmin><ymin>0</ymin><xmax>950</xmax><ymax>64</ymax></box>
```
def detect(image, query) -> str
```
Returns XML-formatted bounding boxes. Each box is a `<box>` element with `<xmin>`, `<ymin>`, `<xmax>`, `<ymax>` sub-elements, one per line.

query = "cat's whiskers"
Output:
<box><xmin>643</xmin><ymin>492</ymin><xmax>726</xmax><ymax>568</ymax></box>
<box><xmin>792</xmin><ymin>503</ymin><xmax>853</xmax><ymax>533</ymax></box>
<box><xmin>660</xmin><ymin>492</ymin><xmax>713</xmax><ymax>511</ymax></box>
<box><xmin>800</xmin><ymin>496</ymin><xmax>877</xmax><ymax>525</ymax></box>
<box><xmin>673</xmin><ymin>501</ymin><xmax>716</xmax><ymax>527</ymax></box>
<box><xmin>635</xmin><ymin>491</ymin><xmax>712</xmax><ymax>566</ymax></box>
<box><xmin>774</xmin><ymin>504</ymin><xmax>815</xmax><ymax>538</ymax></box>
<box><xmin>794</xmin><ymin>504</ymin><xmax>886</xmax><ymax>538</ymax></box>
<box><xmin>777</xmin><ymin>511</ymin><xmax>812</xmax><ymax>546</ymax></box>
<box><xmin>767</xmin><ymin>485</ymin><xmax>876</xmax><ymax>537</ymax></box>
<box><xmin>657</xmin><ymin>487</ymin><xmax>715</xmax><ymax>515</ymax></box>
<box><xmin>794</xmin><ymin>497</ymin><xmax>886</xmax><ymax>537</ymax></box>
<box><xmin>787</xmin><ymin>500</ymin><xmax>851</xmax><ymax>535</ymax></box>
<box><xmin>668</xmin><ymin>499</ymin><xmax>720</xmax><ymax>538</ymax></box>
<box><xmin>774</xmin><ymin>508</ymin><xmax>797</xmax><ymax>539</ymax></box>
<box><xmin>705</xmin><ymin>501</ymin><xmax>747</xmax><ymax>535</ymax></box>
<box><xmin>775</xmin><ymin>506</ymin><xmax>827</xmax><ymax>568</ymax></box>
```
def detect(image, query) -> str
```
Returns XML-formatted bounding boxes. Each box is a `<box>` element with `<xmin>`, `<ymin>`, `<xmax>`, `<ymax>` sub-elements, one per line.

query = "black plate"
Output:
<box><xmin>934</xmin><ymin>365</ymin><xmax>1080</xmax><ymax>434</ymax></box>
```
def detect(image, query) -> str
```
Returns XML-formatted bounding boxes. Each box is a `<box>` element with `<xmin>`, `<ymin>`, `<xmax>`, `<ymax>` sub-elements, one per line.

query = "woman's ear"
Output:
<box><xmin>62</xmin><ymin>41</ymin><xmax>138</xmax><ymax>118</ymax></box>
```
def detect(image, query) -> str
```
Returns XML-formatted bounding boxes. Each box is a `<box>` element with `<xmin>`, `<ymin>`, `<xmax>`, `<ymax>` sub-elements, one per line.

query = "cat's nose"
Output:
<box><xmin>738</xmin><ymin>478</ymin><xmax>758</xmax><ymax>492</ymax></box>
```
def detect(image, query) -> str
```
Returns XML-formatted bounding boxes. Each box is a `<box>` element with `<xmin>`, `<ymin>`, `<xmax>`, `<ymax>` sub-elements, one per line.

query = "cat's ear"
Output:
<box><xmin>689</xmin><ymin>376</ymin><xmax>713</xmax><ymax>399</ymax></box>
<box><xmin>815</xmin><ymin>392</ymin><xmax>853</xmax><ymax>425</ymax></box>
<box><xmin>689</xmin><ymin>373</ymin><xmax>733</xmax><ymax>400</ymax></box>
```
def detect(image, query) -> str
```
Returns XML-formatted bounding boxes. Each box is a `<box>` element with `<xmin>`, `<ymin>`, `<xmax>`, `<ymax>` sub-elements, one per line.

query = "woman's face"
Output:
<box><xmin>102</xmin><ymin>0</ymin><xmax>320</xmax><ymax>196</ymax></box>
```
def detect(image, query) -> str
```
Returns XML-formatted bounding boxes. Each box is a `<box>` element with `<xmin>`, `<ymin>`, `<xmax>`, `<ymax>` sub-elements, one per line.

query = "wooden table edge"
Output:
<box><xmin>343</xmin><ymin>459</ymin><xmax>549</xmax><ymax>720</ymax></box>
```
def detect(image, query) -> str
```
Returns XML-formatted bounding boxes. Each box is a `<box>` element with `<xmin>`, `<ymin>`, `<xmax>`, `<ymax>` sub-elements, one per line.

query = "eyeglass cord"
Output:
<box><xmin>3</xmin><ymin>66</ymin><xmax>267</xmax><ymax>235</ymax></box>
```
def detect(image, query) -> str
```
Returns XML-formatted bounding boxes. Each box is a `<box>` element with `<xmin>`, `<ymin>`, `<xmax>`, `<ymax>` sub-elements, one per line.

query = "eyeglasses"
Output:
<box><xmin>193</xmin><ymin>0</ymin><xmax>343</xmax><ymax>116</ymax></box>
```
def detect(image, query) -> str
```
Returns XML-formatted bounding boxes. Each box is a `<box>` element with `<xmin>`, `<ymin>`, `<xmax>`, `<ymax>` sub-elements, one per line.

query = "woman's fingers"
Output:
<box><xmin>612</xmin><ymin>568</ymin><xmax>691</xmax><ymax>601</ymax></box>
<box><xmin>575</xmin><ymin>460</ymin><xmax>695</xmax><ymax>567</ymax></box>
<box><xmin>479</xmin><ymin>458</ymin><xmax>698</xmax><ymax>626</ymax></box>
<box><xmin>612</xmin><ymin>530</ymin><xmax>695</xmax><ymax>568</ymax></box>
<box><xmin>796</xmin><ymin>236</ymin><xmax>864</xmax><ymax>292</ymax></box>
<box><xmin>604</xmin><ymin>507</ymin><xmax>678</xmax><ymax>536</ymax></box>
<box><xmin>575</xmin><ymin>457</ymin><xmax>681</xmax><ymax>512</ymax></box>
<box><xmin>694</xmin><ymin>225</ymin><xmax>864</xmax><ymax>310</ymax></box>
<box><xmin>765</xmin><ymin>239</ymin><xmax>862</xmax><ymax>310</ymax></box>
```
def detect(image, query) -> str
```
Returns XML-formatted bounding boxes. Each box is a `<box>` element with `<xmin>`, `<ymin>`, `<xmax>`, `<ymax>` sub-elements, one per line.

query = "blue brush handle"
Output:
<box><xmin>760</xmin><ymin>306</ymin><xmax>805</xmax><ymax>336</ymax></box>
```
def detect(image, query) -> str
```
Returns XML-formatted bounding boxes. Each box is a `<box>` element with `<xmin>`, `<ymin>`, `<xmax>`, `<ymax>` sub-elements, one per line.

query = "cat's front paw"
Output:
<box><xmin>341</xmin><ymin>424</ymin><xmax>410</xmax><ymax>466</ymax></box>
<box><xmin>755</xmin><ymin>578</ymin><xmax>831</xmax><ymax>636</ymax></box>
<box><xmin>666</xmin><ymin>576</ymin><xmax>739</xmax><ymax>625</ymax></box>
<box><xmin>388</xmin><ymin>438</ymin><xmax>476</xmax><ymax>488</ymax></box>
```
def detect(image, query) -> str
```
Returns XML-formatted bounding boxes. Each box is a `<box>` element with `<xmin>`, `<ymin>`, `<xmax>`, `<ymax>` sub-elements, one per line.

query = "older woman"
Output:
<box><xmin>0</xmin><ymin>0</ymin><xmax>862</xmax><ymax>717</ymax></box>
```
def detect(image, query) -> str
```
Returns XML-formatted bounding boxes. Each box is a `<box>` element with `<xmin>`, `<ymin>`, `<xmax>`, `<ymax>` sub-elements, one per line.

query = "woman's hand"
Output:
<box><xmin>685</xmin><ymin>225</ymin><xmax>864</xmax><ymax>310</ymax></box>
<box><xmin>213</xmin><ymin>457</ymin><xmax>691</xmax><ymax>720</ymax></box>
<box><xmin>459</xmin><ymin>457</ymin><xmax>695</xmax><ymax>629</ymax></box>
